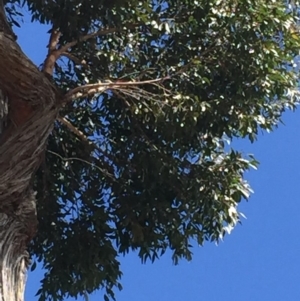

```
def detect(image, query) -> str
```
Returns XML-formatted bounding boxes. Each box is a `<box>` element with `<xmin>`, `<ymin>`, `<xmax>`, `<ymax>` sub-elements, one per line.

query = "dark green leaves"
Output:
<box><xmin>11</xmin><ymin>0</ymin><xmax>300</xmax><ymax>300</ymax></box>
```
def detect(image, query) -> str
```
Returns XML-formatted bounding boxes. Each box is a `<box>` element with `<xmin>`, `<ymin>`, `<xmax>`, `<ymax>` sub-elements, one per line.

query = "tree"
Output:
<box><xmin>0</xmin><ymin>0</ymin><xmax>299</xmax><ymax>300</ymax></box>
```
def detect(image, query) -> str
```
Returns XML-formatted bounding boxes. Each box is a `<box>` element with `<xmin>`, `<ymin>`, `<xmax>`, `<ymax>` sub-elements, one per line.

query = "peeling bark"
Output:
<box><xmin>0</xmin><ymin>3</ymin><xmax>60</xmax><ymax>301</ymax></box>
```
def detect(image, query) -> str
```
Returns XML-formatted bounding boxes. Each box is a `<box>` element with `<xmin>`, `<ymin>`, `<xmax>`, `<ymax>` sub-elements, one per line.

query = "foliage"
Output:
<box><xmin>5</xmin><ymin>0</ymin><xmax>300</xmax><ymax>300</ymax></box>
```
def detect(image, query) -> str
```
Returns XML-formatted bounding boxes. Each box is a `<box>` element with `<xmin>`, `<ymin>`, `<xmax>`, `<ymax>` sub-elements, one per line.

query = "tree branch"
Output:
<box><xmin>62</xmin><ymin>86</ymin><xmax>108</xmax><ymax>104</ymax></box>
<box><xmin>42</xmin><ymin>23</ymin><xmax>140</xmax><ymax>76</ymax></box>
<box><xmin>61</xmin><ymin>52</ymin><xmax>87</xmax><ymax>66</ymax></box>
<box><xmin>56</xmin><ymin>116</ymin><xmax>116</xmax><ymax>181</ymax></box>
<box><xmin>58</xmin><ymin>24</ymin><xmax>139</xmax><ymax>53</ymax></box>
<box><xmin>62</xmin><ymin>77</ymin><xmax>169</xmax><ymax>103</ymax></box>
<box><xmin>42</xmin><ymin>28</ymin><xmax>61</xmax><ymax>76</ymax></box>
<box><xmin>57</xmin><ymin>116</ymin><xmax>90</xmax><ymax>145</ymax></box>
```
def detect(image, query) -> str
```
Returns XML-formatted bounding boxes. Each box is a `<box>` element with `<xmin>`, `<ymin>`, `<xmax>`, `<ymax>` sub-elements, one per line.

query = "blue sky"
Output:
<box><xmin>15</xmin><ymin>14</ymin><xmax>300</xmax><ymax>301</ymax></box>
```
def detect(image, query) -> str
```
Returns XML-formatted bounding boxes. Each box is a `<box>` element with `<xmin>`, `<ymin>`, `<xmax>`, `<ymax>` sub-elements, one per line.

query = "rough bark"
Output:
<box><xmin>0</xmin><ymin>191</ymin><xmax>37</xmax><ymax>301</ymax></box>
<box><xmin>0</xmin><ymin>2</ymin><xmax>60</xmax><ymax>301</ymax></box>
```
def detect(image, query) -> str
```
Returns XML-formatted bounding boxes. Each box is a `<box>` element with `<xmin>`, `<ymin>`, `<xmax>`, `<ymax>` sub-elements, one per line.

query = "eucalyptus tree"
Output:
<box><xmin>0</xmin><ymin>0</ymin><xmax>299</xmax><ymax>301</ymax></box>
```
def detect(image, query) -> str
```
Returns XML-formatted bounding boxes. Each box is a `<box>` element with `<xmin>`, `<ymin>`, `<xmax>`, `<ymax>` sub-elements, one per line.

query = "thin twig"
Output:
<box><xmin>47</xmin><ymin>150</ymin><xmax>116</xmax><ymax>181</ymax></box>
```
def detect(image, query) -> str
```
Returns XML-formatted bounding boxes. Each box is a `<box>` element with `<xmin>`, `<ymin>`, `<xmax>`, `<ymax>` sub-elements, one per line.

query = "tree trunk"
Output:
<box><xmin>0</xmin><ymin>2</ymin><xmax>60</xmax><ymax>300</ymax></box>
<box><xmin>0</xmin><ymin>191</ymin><xmax>37</xmax><ymax>301</ymax></box>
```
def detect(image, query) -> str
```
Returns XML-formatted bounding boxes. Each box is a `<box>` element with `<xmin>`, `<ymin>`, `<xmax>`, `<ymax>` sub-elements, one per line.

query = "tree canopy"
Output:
<box><xmin>3</xmin><ymin>0</ymin><xmax>300</xmax><ymax>300</ymax></box>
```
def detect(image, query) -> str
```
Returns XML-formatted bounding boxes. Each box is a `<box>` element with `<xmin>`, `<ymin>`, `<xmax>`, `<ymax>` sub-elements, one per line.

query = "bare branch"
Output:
<box><xmin>62</xmin><ymin>77</ymin><xmax>169</xmax><ymax>103</ymax></box>
<box><xmin>63</xmin><ymin>86</ymin><xmax>108</xmax><ymax>104</ymax></box>
<box><xmin>47</xmin><ymin>29</ymin><xmax>61</xmax><ymax>52</ymax></box>
<box><xmin>42</xmin><ymin>28</ymin><xmax>61</xmax><ymax>76</ymax></box>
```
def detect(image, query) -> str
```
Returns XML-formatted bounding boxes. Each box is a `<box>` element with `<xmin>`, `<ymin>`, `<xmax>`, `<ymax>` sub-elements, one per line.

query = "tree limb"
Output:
<box><xmin>57</xmin><ymin>116</ymin><xmax>90</xmax><ymax>145</ymax></box>
<box><xmin>42</xmin><ymin>23</ymin><xmax>140</xmax><ymax>76</ymax></box>
<box><xmin>42</xmin><ymin>28</ymin><xmax>61</xmax><ymax>76</ymax></box>
<box><xmin>62</xmin><ymin>77</ymin><xmax>169</xmax><ymax>103</ymax></box>
<box><xmin>61</xmin><ymin>52</ymin><xmax>87</xmax><ymax>66</ymax></box>
<box><xmin>62</xmin><ymin>86</ymin><xmax>108</xmax><ymax>104</ymax></box>
<box><xmin>57</xmin><ymin>116</ymin><xmax>114</xmax><ymax>161</ymax></box>
<box><xmin>56</xmin><ymin>117</ymin><xmax>116</xmax><ymax>181</ymax></box>
<box><xmin>58</xmin><ymin>24</ymin><xmax>139</xmax><ymax>53</ymax></box>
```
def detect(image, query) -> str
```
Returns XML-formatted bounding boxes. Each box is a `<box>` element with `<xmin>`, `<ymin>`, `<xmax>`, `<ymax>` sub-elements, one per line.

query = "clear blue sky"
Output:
<box><xmin>16</xmin><ymin>13</ymin><xmax>300</xmax><ymax>301</ymax></box>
